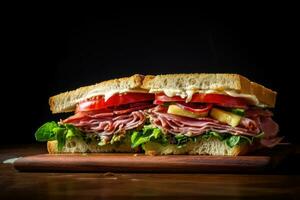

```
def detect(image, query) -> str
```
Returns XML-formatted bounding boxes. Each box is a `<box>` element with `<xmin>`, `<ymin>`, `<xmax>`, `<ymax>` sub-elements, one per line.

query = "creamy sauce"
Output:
<box><xmin>149</xmin><ymin>88</ymin><xmax>268</xmax><ymax>107</ymax></box>
<box><xmin>79</xmin><ymin>87</ymin><xmax>267</xmax><ymax>107</ymax></box>
<box><xmin>82</xmin><ymin>88</ymin><xmax>148</xmax><ymax>102</ymax></box>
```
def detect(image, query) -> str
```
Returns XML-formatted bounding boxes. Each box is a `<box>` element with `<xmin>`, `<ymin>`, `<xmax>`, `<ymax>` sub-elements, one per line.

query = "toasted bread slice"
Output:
<box><xmin>49</xmin><ymin>73</ymin><xmax>277</xmax><ymax>113</ymax></box>
<box><xmin>49</xmin><ymin>74</ymin><xmax>145</xmax><ymax>113</ymax></box>
<box><xmin>47</xmin><ymin>137</ymin><xmax>252</xmax><ymax>156</ymax></box>
<box><xmin>143</xmin><ymin>138</ymin><xmax>252</xmax><ymax>156</ymax></box>
<box><xmin>142</xmin><ymin>73</ymin><xmax>277</xmax><ymax>107</ymax></box>
<box><xmin>47</xmin><ymin>137</ymin><xmax>137</xmax><ymax>153</ymax></box>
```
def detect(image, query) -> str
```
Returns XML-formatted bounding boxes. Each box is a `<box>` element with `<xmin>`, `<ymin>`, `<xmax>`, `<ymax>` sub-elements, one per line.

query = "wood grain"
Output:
<box><xmin>1</xmin><ymin>144</ymin><xmax>299</xmax><ymax>199</ymax></box>
<box><xmin>14</xmin><ymin>144</ymin><xmax>293</xmax><ymax>173</ymax></box>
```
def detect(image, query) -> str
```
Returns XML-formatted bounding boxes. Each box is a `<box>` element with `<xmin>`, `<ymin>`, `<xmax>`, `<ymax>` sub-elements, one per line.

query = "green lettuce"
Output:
<box><xmin>36</xmin><ymin>121</ymin><xmax>265</xmax><ymax>151</ymax></box>
<box><xmin>130</xmin><ymin>125</ymin><xmax>264</xmax><ymax>149</ymax></box>
<box><xmin>201</xmin><ymin>131</ymin><xmax>242</xmax><ymax>148</ymax></box>
<box><xmin>226</xmin><ymin>135</ymin><xmax>240</xmax><ymax>147</ymax></box>
<box><xmin>202</xmin><ymin>131</ymin><xmax>226</xmax><ymax>141</ymax></box>
<box><xmin>35</xmin><ymin>121</ymin><xmax>83</xmax><ymax>151</ymax></box>
<box><xmin>131</xmin><ymin>125</ymin><xmax>168</xmax><ymax>148</ymax></box>
<box><xmin>205</xmin><ymin>131</ymin><xmax>265</xmax><ymax>148</ymax></box>
<box><xmin>230</xmin><ymin>108</ymin><xmax>245</xmax><ymax>116</ymax></box>
<box><xmin>174</xmin><ymin>135</ymin><xmax>199</xmax><ymax>148</ymax></box>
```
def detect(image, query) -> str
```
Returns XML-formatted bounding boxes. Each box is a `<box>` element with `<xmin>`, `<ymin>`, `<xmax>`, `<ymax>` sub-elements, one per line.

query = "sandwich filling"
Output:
<box><xmin>35</xmin><ymin>92</ymin><xmax>155</xmax><ymax>151</ymax></box>
<box><xmin>35</xmin><ymin>92</ymin><xmax>282</xmax><ymax>153</ymax></box>
<box><xmin>130</xmin><ymin>93</ymin><xmax>282</xmax><ymax>151</ymax></box>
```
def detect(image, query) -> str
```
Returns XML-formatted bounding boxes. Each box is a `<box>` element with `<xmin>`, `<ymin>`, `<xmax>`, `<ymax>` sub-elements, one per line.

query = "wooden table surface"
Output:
<box><xmin>1</xmin><ymin>144</ymin><xmax>300</xmax><ymax>200</ymax></box>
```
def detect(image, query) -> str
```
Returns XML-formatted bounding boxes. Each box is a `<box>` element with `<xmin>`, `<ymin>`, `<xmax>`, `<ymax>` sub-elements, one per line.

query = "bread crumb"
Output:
<box><xmin>146</xmin><ymin>150</ymin><xmax>157</xmax><ymax>156</ymax></box>
<box><xmin>103</xmin><ymin>172</ymin><xmax>116</xmax><ymax>177</ymax></box>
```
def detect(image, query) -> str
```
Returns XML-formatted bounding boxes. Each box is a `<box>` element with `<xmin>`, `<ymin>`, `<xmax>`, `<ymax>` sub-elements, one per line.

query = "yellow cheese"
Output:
<box><xmin>167</xmin><ymin>105</ymin><xmax>208</xmax><ymax>118</ymax></box>
<box><xmin>210</xmin><ymin>108</ymin><xmax>241</xmax><ymax>127</ymax></box>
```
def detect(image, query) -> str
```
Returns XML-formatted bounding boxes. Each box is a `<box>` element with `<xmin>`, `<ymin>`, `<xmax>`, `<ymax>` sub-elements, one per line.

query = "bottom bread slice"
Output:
<box><xmin>142</xmin><ymin>138</ymin><xmax>252</xmax><ymax>156</ymax></box>
<box><xmin>47</xmin><ymin>135</ymin><xmax>136</xmax><ymax>153</ymax></box>
<box><xmin>47</xmin><ymin>136</ymin><xmax>254</xmax><ymax>156</ymax></box>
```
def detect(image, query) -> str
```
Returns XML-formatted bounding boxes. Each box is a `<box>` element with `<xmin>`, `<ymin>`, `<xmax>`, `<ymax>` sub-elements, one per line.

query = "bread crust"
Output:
<box><xmin>49</xmin><ymin>74</ymin><xmax>145</xmax><ymax>113</ymax></box>
<box><xmin>142</xmin><ymin>73</ymin><xmax>276</xmax><ymax>107</ymax></box>
<box><xmin>250</xmin><ymin>81</ymin><xmax>277</xmax><ymax>108</ymax></box>
<box><xmin>47</xmin><ymin>140</ymin><xmax>58</xmax><ymax>154</ymax></box>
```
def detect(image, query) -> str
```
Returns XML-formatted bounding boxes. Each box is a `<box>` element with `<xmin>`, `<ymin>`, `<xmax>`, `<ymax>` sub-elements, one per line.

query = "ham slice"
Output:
<box><xmin>258</xmin><ymin>117</ymin><xmax>279</xmax><ymax>139</ymax></box>
<box><xmin>260</xmin><ymin>137</ymin><xmax>283</xmax><ymax>148</ymax></box>
<box><xmin>244</xmin><ymin>108</ymin><xmax>281</xmax><ymax>147</ymax></box>
<box><xmin>239</xmin><ymin>117</ymin><xmax>260</xmax><ymax>133</ymax></box>
<box><xmin>66</xmin><ymin>110</ymin><xmax>146</xmax><ymax>136</ymax></box>
<box><xmin>62</xmin><ymin>103</ymin><xmax>151</xmax><ymax>137</ymax></box>
<box><xmin>245</xmin><ymin>108</ymin><xmax>273</xmax><ymax>118</ymax></box>
<box><xmin>63</xmin><ymin>104</ymin><xmax>153</xmax><ymax>123</ymax></box>
<box><xmin>63</xmin><ymin>112</ymin><xmax>113</xmax><ymax>123</ymax></box>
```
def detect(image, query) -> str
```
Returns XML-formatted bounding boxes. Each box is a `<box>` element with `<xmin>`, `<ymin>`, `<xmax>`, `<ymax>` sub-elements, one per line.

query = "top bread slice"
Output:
<box><xmin>142</xmin><ymin>74</ymin><xmax>277</xmax><ymax>107</ymax></box>
<box><xmin>49</xmin><ymin>74</ymin><xmax>145</xmax><ymax>113</ymax></box>
<box><xmin>50</xmin><ymin>73</ymin><xmax>277</xmax><ymax>114</ymax></box>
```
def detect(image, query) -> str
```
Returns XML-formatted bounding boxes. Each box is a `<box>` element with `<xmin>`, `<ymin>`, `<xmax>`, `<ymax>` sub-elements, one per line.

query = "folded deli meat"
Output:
<box><xmin>63</xmin><ymin>105</ymin><xmax>152</xmax><ymax>143</ymax></box>
<box><xmin>147</xmin><ymin>105</ymin><xmax>280</xmax><ymax>147</ymax></box>
<box><xmin>35</xmin><ymin>74</ymin><xmax>282</xmax><ymax>156</ymax></box>
<box><xmin>62</xmin><ymin>96</ymin><xmax>280</xmax><ymax>148</ymax></box>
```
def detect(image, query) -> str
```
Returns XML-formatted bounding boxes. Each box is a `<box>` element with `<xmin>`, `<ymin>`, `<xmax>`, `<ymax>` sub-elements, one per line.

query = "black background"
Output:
<box><xmin>2</xmin><ymin>9</ymin><xmax>298</xmax><ymax>144</ymax></box>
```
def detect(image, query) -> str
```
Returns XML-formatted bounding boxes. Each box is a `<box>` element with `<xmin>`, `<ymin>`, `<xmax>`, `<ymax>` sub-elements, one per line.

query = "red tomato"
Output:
<box><xmin>155</xmin><ymin>93</ymin><xmax>248</xmax><ymax>108</ymax></box>
<box><xmin>76</xmin><ymin>93</ymin><xmax>154</xmax><ymax>112</ymax></box>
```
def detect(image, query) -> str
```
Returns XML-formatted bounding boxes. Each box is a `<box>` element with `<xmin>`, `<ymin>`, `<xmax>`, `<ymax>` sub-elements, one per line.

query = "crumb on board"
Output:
<box><xmin>103</xmin><ymin>172</ymin><xmax>116</xmax><ymax>177</ymax></box>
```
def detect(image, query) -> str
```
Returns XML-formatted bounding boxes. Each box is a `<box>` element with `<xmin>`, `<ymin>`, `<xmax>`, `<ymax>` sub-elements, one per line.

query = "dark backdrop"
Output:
<box><xmin>3</xmin><ymin>9</ymin><xmax>297</xmax><ymax>144</ymax></box>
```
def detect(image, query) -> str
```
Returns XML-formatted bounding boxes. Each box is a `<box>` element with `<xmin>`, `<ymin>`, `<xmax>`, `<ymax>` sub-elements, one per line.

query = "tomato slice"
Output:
<box><xmin>76</xmin><ymin>93</ymin><xmax>154</xmax><ymax>112</ymax></box>
<box><xmin>155</xmin><ymin>93</ymin><xmax>248</xmax><ymax>108</ymax></box>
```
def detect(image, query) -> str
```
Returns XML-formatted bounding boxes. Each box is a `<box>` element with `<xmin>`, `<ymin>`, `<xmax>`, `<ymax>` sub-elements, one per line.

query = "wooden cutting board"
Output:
<box><xmin>14</xmin><ymin>144</ymin><xmax>293</xmax><ymax>173</ymax></box>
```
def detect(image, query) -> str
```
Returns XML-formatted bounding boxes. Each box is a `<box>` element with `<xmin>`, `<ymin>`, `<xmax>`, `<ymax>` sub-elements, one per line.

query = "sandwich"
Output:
<box><xmin>35</xmin><ymin>73</ymin><xmax>282</xmax><ymax>156</ymax></box>
<box><xmin>140</xmin><ymin>74</ymin><xmax>282</xmax><ymax>155</ymax></box>
<box><xmin>36</xmin><ymin>74</ymin><xmax>155</xmax><ymax>153</ymax></box>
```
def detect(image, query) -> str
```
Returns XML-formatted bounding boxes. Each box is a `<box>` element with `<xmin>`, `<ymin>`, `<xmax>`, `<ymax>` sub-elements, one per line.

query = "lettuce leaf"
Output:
<box><xmin>35</xmin><ymin>121</ymin><xmax>83</xmax><ymax>151</ymax></box>
<box><xmin>230</xmin><ymin>108</ymin><xmax>245</xmax><ymax>116</ymax></box>
<box><xmin>202</xmin><ymin>131</ymin><xmax>226</xmax><ymax>141</ymax></box>
<box><xmin>226</xmin><ymin>135</ymin><xmax>241</xmax><ymax>148</ymax></box>
<box><xmin>130</xmin><ymin>125</ymin><xmax>263</xmax><ymax>149</ymax></box>
<box><xmin>35</xmin><ymin>121</ymin><xmax>58</xmax><ymax>141</ymax></box>
<box><xmin>225</xmin><ymin>132</ymin><xmax>265</xmax><ymax>148</ymax></box>
<box><xmin>55</xmin><ymin>127</ymin><xmax>67</xmax><ymax>151</ymax></box>
<box><xmin>110</xmin><ymin>134</ymin><xmax>127</xmax><ymax>145</ymax></box>
<box><xmin>175</xmin><ymin>134</ymin><xmax>189</xmax><ymax>146</ymax></box>
<box><xmin>174</xmin><ymin>135</ymin><xmax>199</xmax><ymax>148</ymax></box>
<box><xmin>131</xmin><ymin>125</ymin><xmax>167</xmax><ymax>148</ymax></box>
